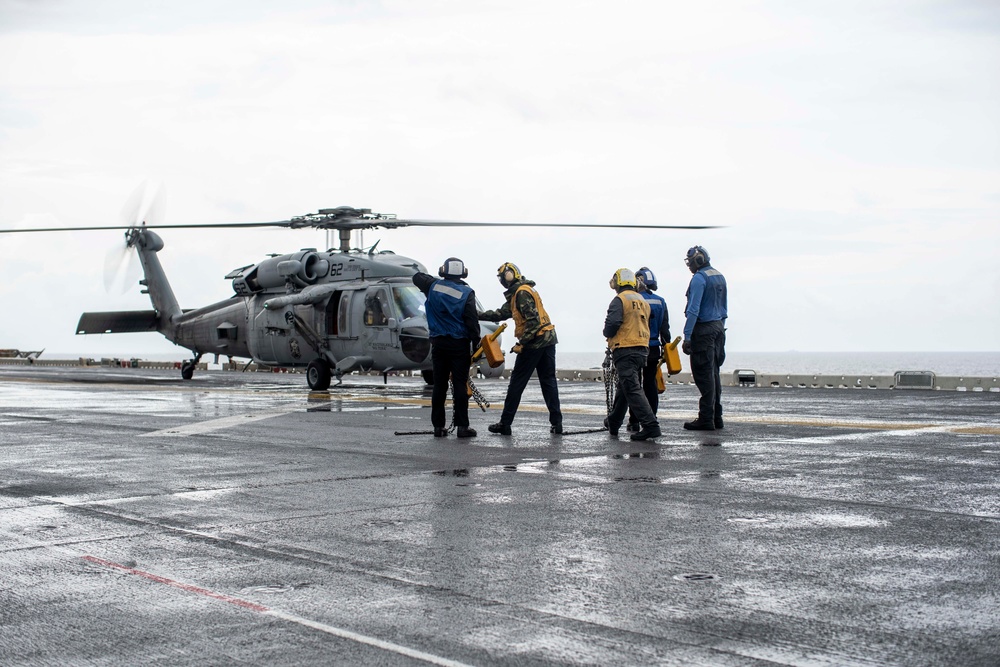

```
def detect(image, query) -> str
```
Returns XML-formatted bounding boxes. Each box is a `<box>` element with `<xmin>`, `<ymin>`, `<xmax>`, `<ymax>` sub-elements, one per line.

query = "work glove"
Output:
<box><xmin>682</xmin><ymin>340</ymin><xmax>692</xmax><ymax>355</ymax></box>
<box><xmin>511</xmin><ymin>343</ymin><xmax>523</xmax><ymax>354</ymax></box>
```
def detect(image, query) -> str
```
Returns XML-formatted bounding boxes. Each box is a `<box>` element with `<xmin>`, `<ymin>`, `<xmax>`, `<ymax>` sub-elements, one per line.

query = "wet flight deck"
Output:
<box><xmin>1</xmin><ymin>365</ymin><xmax>998</xmax><ymax>666</ymax></box>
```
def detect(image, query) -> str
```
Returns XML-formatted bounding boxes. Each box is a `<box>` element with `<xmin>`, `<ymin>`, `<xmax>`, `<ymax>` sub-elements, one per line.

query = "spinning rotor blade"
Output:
<box><xmin>0</xmin><ymin>221</ymin><xmax>284</xmax><ymax>233</ymax></box>
<box><xmin>120</xmin><ymin>180</ymin><xmax>166</xmax><ymax>228</ymax></box>
<box><xmin>0</xmin><ymin>198</ymin><xmax>723</xmax><ymax>236</ymax></box>
<box><xmin>103</xmin><ymin>242</ymin><xmax>141</xmax><ymax>295</ymax></box>
<box><xmin>373</xmin><ymin>220</ymin><xmax>721</xmax><ymax>230</ymax></box>
<box><xmin>102</xmin><ymin>181</ymin><xmax>164</xmax><ymax>294</ymax></box>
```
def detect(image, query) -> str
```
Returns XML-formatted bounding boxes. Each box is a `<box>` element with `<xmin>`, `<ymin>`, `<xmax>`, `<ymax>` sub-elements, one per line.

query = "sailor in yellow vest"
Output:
<box><xmin>478</xmin><ymin>262</ymin><xmax>563</xmax><ymax>435</ymax></box>
<box><xmin>603</xmin><ymin>268</ymin><xmax>662</xmax><ymax>441</ymax></box>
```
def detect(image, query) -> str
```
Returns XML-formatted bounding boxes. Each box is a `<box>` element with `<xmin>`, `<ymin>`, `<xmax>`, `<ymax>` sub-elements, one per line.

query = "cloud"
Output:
<box><xmin>0</xmin><ymin>0</ymin><xmax>998</xmax><ymax>356</ymax></box>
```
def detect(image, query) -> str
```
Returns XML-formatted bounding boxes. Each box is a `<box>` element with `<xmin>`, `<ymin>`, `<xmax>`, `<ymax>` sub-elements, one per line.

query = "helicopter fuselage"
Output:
<box><xmin>78</xmin><ymin>233</ymin><xmax>501</xmax><ymax>386</ymax></box>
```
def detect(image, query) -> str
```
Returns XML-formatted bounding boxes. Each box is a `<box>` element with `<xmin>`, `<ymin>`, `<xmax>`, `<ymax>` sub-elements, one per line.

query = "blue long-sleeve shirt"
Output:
<box><xmin>683</xmin><ymin>265</ymin><xmax>727</xmax><ymax>340</ymax></box>
<box><xmin>641</xmin><ymin>291</ymin><xmax>669</xmax><ymax>346</ymax></box>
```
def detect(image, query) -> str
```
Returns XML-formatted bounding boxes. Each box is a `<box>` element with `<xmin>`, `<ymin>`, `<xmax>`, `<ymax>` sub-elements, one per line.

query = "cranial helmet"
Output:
<box><xmin>497</xmin><ymin>262</ymin><xmax>522</xmax><ymax>288</ymax></box>
<box><xmin>685</xmin><ymin>246</ymin><xmax>710</xmax><ymax>272</ymax></box>
<box><xmin>610</xmin><ymin>267</ymin><xmax>637</xmax><ymax>291</ymax></box>
<box><xmin>438</xmin><ymin>257</ymin><xmax>468</xmax><ymax>279</ymax></box>
<box><xmin>635</xmin><ymin>267</ymin><xmax>657</xmax><ymax>291</ymax></box>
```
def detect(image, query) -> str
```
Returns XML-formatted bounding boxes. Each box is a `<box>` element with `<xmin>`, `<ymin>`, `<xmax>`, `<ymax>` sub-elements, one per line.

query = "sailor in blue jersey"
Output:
<box><xmin>412</xmin><ymin>257</ymin><xmax>481</xmax><ymax>438</ymax></box>
<box><xmin>627</xmin><ymin>267</ymin><xmax>670</xmax><ymax>431</ymax></box>
<box><xmin>681</xmin><ymin>246</ymin><xmax>728</xmax><ymax>431</ymax></box>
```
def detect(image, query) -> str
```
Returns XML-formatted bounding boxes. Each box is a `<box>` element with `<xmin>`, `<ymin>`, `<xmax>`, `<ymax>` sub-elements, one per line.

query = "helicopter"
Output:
<box><xmin>0</xmin><ymin>185</ymin><xmax>719</xmax><ymax>390</ymax></box>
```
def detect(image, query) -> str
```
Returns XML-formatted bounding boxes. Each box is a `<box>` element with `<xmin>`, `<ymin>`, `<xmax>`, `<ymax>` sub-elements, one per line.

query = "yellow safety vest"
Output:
<box><xmin>511</xmin><ymin>284</ymin><xmax>555</xmax><ymax>340</ymax></box>
<box><xmin>607</xmin><ymin>291</ymin><xmax>650</xmax><ymax>349</ymax></box>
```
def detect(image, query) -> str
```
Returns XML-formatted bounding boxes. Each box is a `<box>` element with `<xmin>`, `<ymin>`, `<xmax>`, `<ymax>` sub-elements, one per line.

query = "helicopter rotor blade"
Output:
<box><xmin>103</xmin><ymin>241</ymin><xmax>132</xmax><ymax>294</ymax></box>
<box><xmin>0</xmin><ymin>221</ymin><xmax>286</xmax><ymax>234</ymax></box>
<box><xmin>120</xmin><ymin>180</ymin><xmax>166</xmax><ymax>228</ymax></box>
<box><xmin>381</xmin><ymin>220</ymin><xmax>723</xmax><ymax>230</ymax></box>
<box><xmin>101</xmin><ymin>181</ymin><xmax>165</xmax><ymax>294</ymax></box>
<box><xmin>0</xmin><ymin>205</ymin><xmax>724</xmax><ymax>235</ymax></box>
<box><xmin>0</xmin><ymin>220</ymin><xmax>724</xmax><ymax>233</ymax></box>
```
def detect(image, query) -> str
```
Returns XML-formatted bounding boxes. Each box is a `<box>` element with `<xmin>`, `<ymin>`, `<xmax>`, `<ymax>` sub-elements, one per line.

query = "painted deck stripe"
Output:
<box><xmin>81</xmin><ymin>555</ymin><xmax>474</xmax><ymax>667</ymax></box>
<box><xmin>261</xmin><ymin>608</ymin><xmax>475</xmax><ymax>667</ymax></box>
<box><xmin>131</xmin><ymin>393</ymin><xmax>990</xmax><ymax>438</ymax></box>
<box><xmin>140</xmin><ymin>409</ymin><xmax>299</xmax><ymax>437</ymax></box>
<box><xmin>81</xmin><ymin>555</ymin><xmax>268</xmax><ymax>610</ymax></box>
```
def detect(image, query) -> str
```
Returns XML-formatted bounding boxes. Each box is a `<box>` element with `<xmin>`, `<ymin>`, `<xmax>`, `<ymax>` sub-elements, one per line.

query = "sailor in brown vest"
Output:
<box><xmin>478</xmin><ymin>262</ymin><xmax>563</xmax><ymax>435</ymax></box>
<box><xmin>603</xmin><ymin>268</ymin><xmax>662</xmax><ymax>441</ymax></box>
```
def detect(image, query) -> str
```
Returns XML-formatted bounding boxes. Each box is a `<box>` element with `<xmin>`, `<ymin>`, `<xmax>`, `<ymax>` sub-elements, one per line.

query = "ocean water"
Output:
<box><xmin>39</xmin><ymin>350</ymin><xmax>1000</xmax><ymax>377</ymax></box>
<box><xmin>556</xmin><ymin>351</ymin><xmax>1000</xmax><ymax>377</ymax></box>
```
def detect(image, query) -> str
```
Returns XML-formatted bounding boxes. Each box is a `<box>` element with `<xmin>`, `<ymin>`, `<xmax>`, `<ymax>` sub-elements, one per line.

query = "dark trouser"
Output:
<box><xmin>499</xmin><ymin>344</ymin><xmax>562</xmax><ymax>427</ymax></box>
<box><xmin>690</xmin><ymin>320</ymin><xmax>726</xmax><ymax>423</ymax></box>
<box><xmin>430</xmin><ymin>337</ymin><xmax>472</xmax><ymax>428</ymax></box>
<box><xmin>629</xmin><ymin>344</ymin><xmax>661</xmax><ymax>427</ymax></box>
<box><xmin>608</xmin><ymin>347</ymin><xmax>657</xmax><ymax>430</ymax></box>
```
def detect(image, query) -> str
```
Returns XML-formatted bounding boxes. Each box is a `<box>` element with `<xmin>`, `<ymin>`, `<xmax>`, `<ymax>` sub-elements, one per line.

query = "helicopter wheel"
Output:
<box><xmin>420</xmin><ymin>369</ymin><xmax>434</xmax><ymax>385</ymax></box>
<box><xmin>180</xmin><ymin>361</ymin><xmax>195</xmax><ymax>380</ymax></box>
<box><xmin>307</xmin><ymin>358</ymin><xmax>332</xmax><ymax>391</ymax></box>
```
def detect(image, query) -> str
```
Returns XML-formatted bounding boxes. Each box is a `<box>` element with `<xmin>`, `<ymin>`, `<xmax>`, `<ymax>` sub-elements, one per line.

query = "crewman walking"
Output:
<box><xmin>479</xmin><ymin>262</ymin><xmax>563</xmax><ymax>435</ymax></box>
<box><xmin>627</xmin><ymin>266</ymin><xmax>670</xmax><ymax>432</ymax></box>
<box><xmin>681</xmin><ymin>246</ymin><xmax>728</xmax><ymax>430</ymax></box>
<box><xmin>412</xmin><ymin>257</ymin><xmax>480</xmax><ymax>438</ymax></box>
<box><xmin>603</xmin><ymin>268</ymin><xmax>661</xmax><ymax>441</ymax></box>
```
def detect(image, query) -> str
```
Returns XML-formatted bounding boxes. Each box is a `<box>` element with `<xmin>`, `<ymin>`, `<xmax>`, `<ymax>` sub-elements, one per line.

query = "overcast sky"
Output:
<box><xmin>1</xmin><ymin>0</ymin><xmax>998</xmax><ymax>358</ymax></box>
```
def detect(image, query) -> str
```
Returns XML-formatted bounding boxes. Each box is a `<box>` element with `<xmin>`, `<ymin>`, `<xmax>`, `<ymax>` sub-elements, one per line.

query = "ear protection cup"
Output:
<box><xmin>685</xmin><ymin>246</ymin><xmax>710</xmax><ymax>270</ymax></box>
<box><xmin>497</xmin><ymin>262</ymin><xmax>521</xmax><ymax>288</ymax></box>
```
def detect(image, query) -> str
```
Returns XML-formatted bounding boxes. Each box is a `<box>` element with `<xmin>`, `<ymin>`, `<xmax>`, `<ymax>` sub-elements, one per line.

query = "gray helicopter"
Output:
<box><xmin>0</xmin><ymin>187</ymin><xmax>718</xmax><ymax>390</ymax></box>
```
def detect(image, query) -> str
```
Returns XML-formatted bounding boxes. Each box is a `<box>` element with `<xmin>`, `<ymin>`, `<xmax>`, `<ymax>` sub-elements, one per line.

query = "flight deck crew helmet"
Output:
<box><xmin>438</xmin><ymin>257</ymin><xmax>468</xmax><ymax>279</ymax></box>
<box><xmin>685</xmin><ymin>246</ymin><xmax>710</xmax><ymax>272</ymax></box>
<box><xmin>635</xmin><ymin>267</ymin><xmax>657</xmax><ymax>291</ymax></box>
<box><xmin>497</xmin><ymin>262</ymin><xmax>522</xmax><ymax>288</ymax></box>
<box><xmin>609</xmin><ymin>267</ymin><xmax>637</xmax><ymax>291</ymax></box>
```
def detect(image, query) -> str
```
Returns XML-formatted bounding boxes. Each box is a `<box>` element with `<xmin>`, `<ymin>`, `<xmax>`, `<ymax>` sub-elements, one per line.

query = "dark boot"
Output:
<box><xmin>630</xmin><ymin>425</ymin><xmax>662</xmax><ymax>441</ymax></box>
<box><xmin>683</xmin><ymin>420</ymin><xmax>716</xmax><ymax>431</ymax></box>
<box><xmin>456</xmin><ymin>426</ymin><xmax>477</xmax><ymax>438</ymax></box>
<box><xmin>488</xmin><ymin>422</ymin><xmax>511</xmax><ymax>435</ymax></box>
<box><xmin>433</xmin><ymin>428</ymin><xmax>449</xmax><ymax>437</ymax></box>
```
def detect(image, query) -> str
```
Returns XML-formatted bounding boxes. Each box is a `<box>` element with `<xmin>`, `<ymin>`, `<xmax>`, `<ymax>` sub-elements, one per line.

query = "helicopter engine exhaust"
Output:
<box><xmin>232</xmin><ymin>250</ymin><xmax>330</xmax><ymax>295</ymax></box>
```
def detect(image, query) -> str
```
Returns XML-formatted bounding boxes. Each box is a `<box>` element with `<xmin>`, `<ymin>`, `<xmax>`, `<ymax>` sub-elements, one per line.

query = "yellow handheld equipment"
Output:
<box><xmin>471</xmin><ymin>323</ymin><xmax>507</xmax><ymax>369</ymax></box>
<box><xmin>664</xmin><ymin>336</ymin><xmax>682</xmax><ymax>375</ymax></box>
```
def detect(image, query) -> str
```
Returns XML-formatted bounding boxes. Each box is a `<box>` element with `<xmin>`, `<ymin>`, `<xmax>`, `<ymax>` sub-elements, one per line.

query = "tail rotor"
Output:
<box><xmin>103</xmin><ymin>180</ymin><xmax>165</xmax><ymax>294</ymax></box>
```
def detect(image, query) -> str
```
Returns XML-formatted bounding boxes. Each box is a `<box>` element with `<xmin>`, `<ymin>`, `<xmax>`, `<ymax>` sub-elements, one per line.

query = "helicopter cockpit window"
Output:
<box><xmin>364</xmin><ymin>289</ymin><xmax>390</xmax><ymax>327</ymax></box>
<box><xmin>337</xmin><ymin>292</ymin><xmax>351</xmax><ymax>336</ymax></box>
<box><xmin>392</xmin><ymin>285</ymin><xmax>425</xmax><ymax>320</ymax></box>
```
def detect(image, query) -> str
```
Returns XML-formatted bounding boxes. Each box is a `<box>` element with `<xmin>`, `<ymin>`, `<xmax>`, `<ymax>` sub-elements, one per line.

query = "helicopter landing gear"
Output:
<box><xmin>307</xmin><ymin>358</ymin><xmax>332</xmax><ymax>391</ymax></box>
<box><xmin>421</xmin><ymin>369</ymin><xmax>434</xmax><ymax>385</ymax></box>
<box><xmin>180</xmin><ymin>357</ymin><xmax>200</xmax><ymax>380</ymax></box>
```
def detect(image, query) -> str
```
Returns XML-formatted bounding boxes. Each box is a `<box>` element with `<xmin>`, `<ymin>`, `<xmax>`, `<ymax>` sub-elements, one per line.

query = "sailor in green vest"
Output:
<box><xmin>603</xmin><ymin>268</ymin><xmax>662</xmax><ymax>441</ymax></box>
